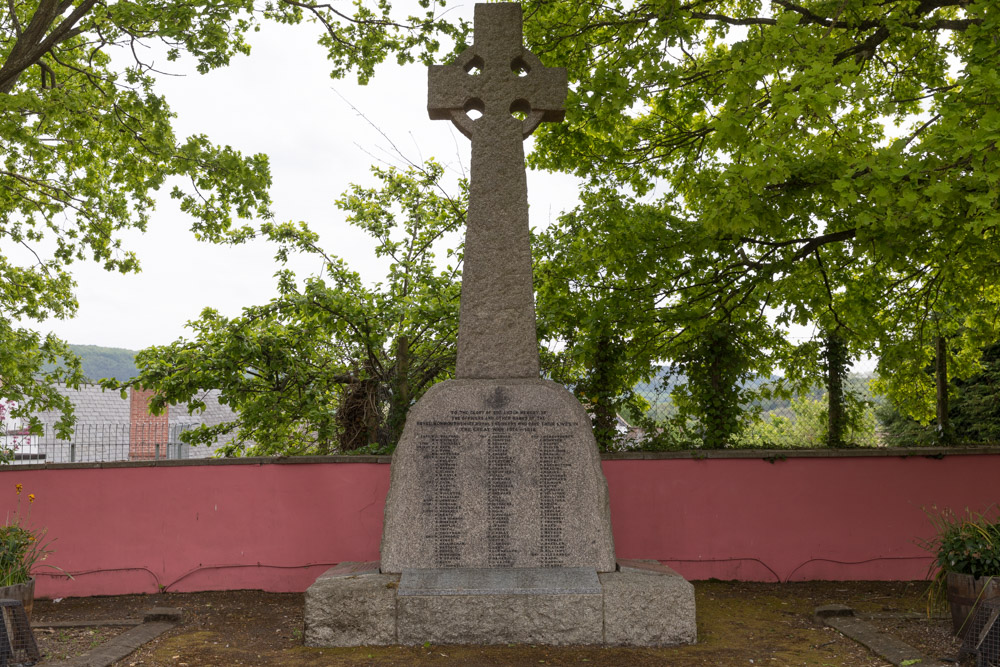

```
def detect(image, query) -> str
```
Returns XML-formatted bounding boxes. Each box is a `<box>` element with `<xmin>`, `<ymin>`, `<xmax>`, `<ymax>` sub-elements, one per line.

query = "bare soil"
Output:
<box><xmin>29</xmin><ymin>581</ymin><xmax>968</xmax><ymax>666</ymax></box>
<box><xmin>35</xmin><ymin>626</ymin><xmax>130</xmax><ymax>663</ymax></box>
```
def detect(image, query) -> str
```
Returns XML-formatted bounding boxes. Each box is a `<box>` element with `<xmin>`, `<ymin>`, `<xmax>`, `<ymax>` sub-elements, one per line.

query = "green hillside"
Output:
<box><xmin>41</xmin><ymin>344</ymin><xmax>139</xmax><ymax>382</ymax></box>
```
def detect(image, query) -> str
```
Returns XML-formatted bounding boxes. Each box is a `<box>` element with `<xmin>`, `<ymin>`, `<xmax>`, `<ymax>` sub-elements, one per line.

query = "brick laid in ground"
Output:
<box><xmin>42</xmin><ymin>608</ymin><xmax>183</xmax><ymax>667</ymax></box>
<box><xmin>816</xmin><ymin>604</ymin><xmax>947</xmax><ymax>667</ymax></box>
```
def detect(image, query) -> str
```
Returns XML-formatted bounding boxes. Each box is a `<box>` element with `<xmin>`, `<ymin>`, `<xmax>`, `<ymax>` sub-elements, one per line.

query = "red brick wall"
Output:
<box><xmin>129</xmin><ymin>388</ymin><xmax>169</xmax><ymax>460</ymax></box>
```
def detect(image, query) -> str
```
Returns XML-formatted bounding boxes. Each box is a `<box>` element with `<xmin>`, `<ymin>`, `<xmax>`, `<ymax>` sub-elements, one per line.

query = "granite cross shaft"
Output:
<box><xmin>428</xmin><ymin>3</ymin><xmax>566</xmax><ymax>380</ymax></box>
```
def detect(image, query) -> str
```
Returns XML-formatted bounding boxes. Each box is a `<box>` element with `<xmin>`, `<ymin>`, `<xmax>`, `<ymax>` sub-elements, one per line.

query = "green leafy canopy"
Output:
<box><xmin>525</xmin><ymin>0</ymin><xmax>1000</xmax><ymax>425</ymax></box>
<box><xmin>108</xmin><ymin>160</ymin><xmax>465</xmax><ymax>455</ymax></box>
<box><xmin>1</xmin><ymin>0</ymin><xmax>467</xmax><ymax>435</ymax></box>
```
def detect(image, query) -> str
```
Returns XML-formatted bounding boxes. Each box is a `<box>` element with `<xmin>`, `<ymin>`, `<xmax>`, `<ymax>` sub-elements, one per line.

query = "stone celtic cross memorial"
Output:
<box><xmin>427</xmin><ymin>3</ymin><xmax>564</xmax><ymax>380</ymax></box>
<box><xmin>305</xmin><ymin>3</ymin><xmax>696</xmax><ymax>646</ymax></box>
<box><xmin>380</xmin><ymin>1</ymin><xmax>614</xmax><ymax>574</ymax></box>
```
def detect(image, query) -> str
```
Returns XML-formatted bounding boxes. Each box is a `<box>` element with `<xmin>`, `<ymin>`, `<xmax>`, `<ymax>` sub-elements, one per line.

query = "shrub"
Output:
<box><xmin>1</xmin><ymin>485</ymin><xmax>56</xmax><ymax>586</ymax></box>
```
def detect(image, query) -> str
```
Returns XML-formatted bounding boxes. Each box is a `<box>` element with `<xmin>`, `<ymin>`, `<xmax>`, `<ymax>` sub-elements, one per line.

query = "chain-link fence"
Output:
<box><xmin>4</xmin><ymin>423</ymin><xmax>196</xmax><ymax>464</ymax></box>
<box><xmin>626</xmin><ymin>371</ymin><xmax>885</xmax><ymax>450</ymax></box>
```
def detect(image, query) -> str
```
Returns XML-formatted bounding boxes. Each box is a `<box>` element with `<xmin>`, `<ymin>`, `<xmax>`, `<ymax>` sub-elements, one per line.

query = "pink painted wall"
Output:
<box><xmin>3</xmin><ymin>453</ymin><xmax>997</xmax><ymax>599</ymax></box>
<box><xmin>603</xmin><ymin>455</ymin><xmax>998</xmax><ymax>582</ymax></box>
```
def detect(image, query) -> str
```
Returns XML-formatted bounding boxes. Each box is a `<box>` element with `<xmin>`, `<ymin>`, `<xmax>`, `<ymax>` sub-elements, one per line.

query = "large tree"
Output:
<box><xmin>113</xmin><ymin>161</ymin><xmax>464</xmax><ymax>455</ymax></box>
<box><xmin>1</xmin><ymin>0</ymin><xmax>464</xmax><ymax>436</ymax></box>
<box><xmin>524</xmin><ymin>0</ymin><xmax>1000</xmax><ymax>426</ymax></box>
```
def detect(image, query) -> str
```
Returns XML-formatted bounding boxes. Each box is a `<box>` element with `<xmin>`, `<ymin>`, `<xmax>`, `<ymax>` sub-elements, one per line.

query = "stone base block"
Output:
<box><xmin>303</xmin><ymin>561</ymin><xmax>697</xmax><ymax>647</ymax></box>
<box><xmin>397</xmin><ymin>567</ymin><xmax>603</xmax><ymax>645</ymax></box>
<box><xmin>603</xmin><ymin>559</ymin><xmax>698</xmax><ymax>646</ymax></box>
<box><xmin>304</xmin><ymin>562</ymin><xmax>399</xmax><ymax>647</ymax></box>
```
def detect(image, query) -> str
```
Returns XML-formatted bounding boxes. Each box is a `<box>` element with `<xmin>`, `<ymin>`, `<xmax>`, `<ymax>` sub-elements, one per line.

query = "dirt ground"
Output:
<box><xmin>30</xmin><ymin>580</ymin><xmax>966</xmax><ymax>666</ymax></box>
<box><xmin>35</xmin><ymin>626</ymin><xmax>130</xmax><ymax>663</ymax></box>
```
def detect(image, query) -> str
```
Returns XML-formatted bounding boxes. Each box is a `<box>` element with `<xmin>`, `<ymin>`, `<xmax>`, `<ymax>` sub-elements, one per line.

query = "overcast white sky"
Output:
<box><xmin>27</xmin><ymin>5</ymin><xmax>582</xmax><ymax>351</ymax></box>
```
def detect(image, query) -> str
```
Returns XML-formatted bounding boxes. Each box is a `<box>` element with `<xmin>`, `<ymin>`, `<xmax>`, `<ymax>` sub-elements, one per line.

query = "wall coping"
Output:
<box><xmin>6</xmin><ymin>446</ymin><xmax>1000</xmax><ymax>471</ymax></box>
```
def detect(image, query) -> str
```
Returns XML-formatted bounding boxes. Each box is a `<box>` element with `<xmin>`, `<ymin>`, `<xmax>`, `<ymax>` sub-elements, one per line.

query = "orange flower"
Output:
<box><xmin>28</xmin><ymin>494</ymin><xmax>35</xmax><ymax>503</ymax></box>
<box><xmin>15</xmin><ymin>484</ymin><xmax>22</xmax><ymax>494</ymax></box>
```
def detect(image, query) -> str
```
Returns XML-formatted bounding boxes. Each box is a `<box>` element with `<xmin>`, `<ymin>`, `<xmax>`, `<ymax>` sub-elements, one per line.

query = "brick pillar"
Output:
<box><xmin>129</xmin><ymin>388</ymin><xmax>169</xmax><ymax>460</ymax></box>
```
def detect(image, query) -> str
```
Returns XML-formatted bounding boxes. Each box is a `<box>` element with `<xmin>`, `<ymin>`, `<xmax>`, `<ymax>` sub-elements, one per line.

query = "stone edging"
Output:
<box><xmin>600</xmin><ymin>446</ymin><xmax>1000</xmax><ymax>460</ymax></box>
<box><xmin>12</xmin><ymin>446</ymin><xmax>1000</xmax><ymax>471</ymax></box>
<box><xmin>814</xmin><ymin>604</ymin><xmax>948</xmax><ymax>667</ymax></box>
<box><xmin>38</xmin><ymin>607</ymin><xmax>183</xmax><ymax>667</ymax></box>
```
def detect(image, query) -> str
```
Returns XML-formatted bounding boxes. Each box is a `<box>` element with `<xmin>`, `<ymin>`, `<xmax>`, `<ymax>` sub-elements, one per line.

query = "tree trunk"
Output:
<box><xmin>387</xmin><ymin>335</ymin><xmax>411</xmax><ymax>447</ymax></box>
<box><xmin>826</xmin><ymin>332</ymin><xmax>846</xmax><ymax>448</ymax></box>
<box><xmin>936</xmin><ymin>335</ymin><xmax>950</xmax><ymax>440</ymax></box>
<box><xmin>590</xmin><ymin>335</ymin><xmax>617</xmax><ymax>450</ymax></box>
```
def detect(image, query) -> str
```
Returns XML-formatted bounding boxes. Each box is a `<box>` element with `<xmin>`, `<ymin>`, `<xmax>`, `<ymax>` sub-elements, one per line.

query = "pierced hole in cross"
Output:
<box><xmin>464</xmin><ymin>97</ymin><xmax>485</xmax><ymax>121</ymax></box>
<box><xmin>510</xmin><ymin>99</ymin><xmax>531</xmax><ymax>121</ymax></box>
<box><xmin>511</xmin><ymin>57</ymin><xmax>530</xmax><ymax>77</ymax></box>
<box><xmin>465</xmin><ymin>56</ymin><xmax>484</xmax><ymax>76</ymax></box>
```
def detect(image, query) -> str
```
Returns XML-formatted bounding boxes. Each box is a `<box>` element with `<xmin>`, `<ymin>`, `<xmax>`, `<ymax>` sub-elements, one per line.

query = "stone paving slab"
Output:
<box><xmin>815</xmin><ymin>604</ymin><xmax>947</xmax><ymax>667</ymax></box>
<box><xmin>32</xmin><ymin>619</ymin><xmax>142</xmax><ymax>629</ymax></box>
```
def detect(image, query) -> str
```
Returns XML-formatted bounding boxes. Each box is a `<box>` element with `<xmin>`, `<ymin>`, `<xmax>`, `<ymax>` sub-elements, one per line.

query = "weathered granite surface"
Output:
<box><xmin>602</xmin><ymin>560</ymin><xmax>697</xmax><ymax>646</ymax></box>
<box><xmin>428</xmin><ymin>2</ymin><xmax>565</xmax><ymax>379</ymax></box>
<box><xmin>397</xmin><ymin>567</ymin><xmax>602</xmax><ymax>596</ymax></box>
<box><xmin>397</xmin><ymin>566</ymin><xmax>603</xmax><ymax>645</ymax></box>
<box><xmin>304</xmin><ymin>561</ymin><xmax>698</xmax><ymax>647</ymax></box>
<box><xmin>306</xmin><ymin>5</ymin><xmax>696</xmax><ymax>648</ymax></box>
<box><xmin>304</xmin><ymin>562</ymin><xmax>399</xmax><ymax>647</ymax></box>
<box><xmin>384</xmin><ymin>4</ymin><xmax>609</xmax><ymax>574</ymax></box>
<box><xmin>380</xmin><ymin>378</ymin><xmax>616</xmax><ymax>573</ymax></box>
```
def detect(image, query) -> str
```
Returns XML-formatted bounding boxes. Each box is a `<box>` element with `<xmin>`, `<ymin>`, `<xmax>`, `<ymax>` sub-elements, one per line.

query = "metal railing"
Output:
<box><xmin>3</xmin><ymin>423</ymin><xmax>196</xmax><ymax>464</ymax></box>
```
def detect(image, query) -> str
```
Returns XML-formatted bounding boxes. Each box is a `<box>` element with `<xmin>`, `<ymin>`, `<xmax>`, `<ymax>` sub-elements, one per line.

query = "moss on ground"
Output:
<box><xmin>122</xmin><ymin>582</ymin><xmax>943</xmax><ymax>666</ymax></box>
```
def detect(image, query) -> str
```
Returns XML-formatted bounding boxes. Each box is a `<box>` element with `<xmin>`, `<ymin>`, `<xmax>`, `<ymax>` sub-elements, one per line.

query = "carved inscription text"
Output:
<box><xmin>413</xmin><ymin>408</ymin><xmax>578</xmax><ymax>567</ymax></box>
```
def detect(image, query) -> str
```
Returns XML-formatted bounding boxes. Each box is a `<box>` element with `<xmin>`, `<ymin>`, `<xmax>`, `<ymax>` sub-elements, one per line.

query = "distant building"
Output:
<box><xmin>4</xmin><ymin>384</ymin><xmax>239</xmax><ymax>464</ymax></box>
<box><xmin>0</xmin><ymin>397</ymin><xmax>44</xmax><ymax>463</ymax></box>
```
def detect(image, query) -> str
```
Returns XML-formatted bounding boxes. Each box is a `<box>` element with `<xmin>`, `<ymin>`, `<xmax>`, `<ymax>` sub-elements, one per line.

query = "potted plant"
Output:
<box><xmin>923</xmin><ymin>507</ymin><xmax>1000</xmax><ymax>637</ymax></box>
<box><xmin>1</xmin><ymin>484</ymin><xmax>57</xmax><ymax>619</ymax></box>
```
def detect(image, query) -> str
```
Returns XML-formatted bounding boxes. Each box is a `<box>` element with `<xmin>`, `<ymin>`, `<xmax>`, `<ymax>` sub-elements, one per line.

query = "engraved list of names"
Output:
<box><xmin>413</xmin><ymin>406</ymin><xmax>577</xmax><ymax>567</ymax></box>
<box><xmin>416</xmin><ymin>434</ymin><xmax>464</xmax><ymax>566</ymax></box>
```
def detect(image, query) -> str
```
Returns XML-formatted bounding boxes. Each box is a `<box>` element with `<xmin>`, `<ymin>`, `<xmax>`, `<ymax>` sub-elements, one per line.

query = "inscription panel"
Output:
<box><xmin>487</xmin><ymin>432</ymin><xmax>515</xmax><ymax>566</ymax></box>
<box><xmin>382</xmin><ymin>380</ymin><xmax>615</xmax><ymax>571</ymax></box>
<box><xmin>416</xmin><ymin>435</ymin><xmax>465</xmax><ymax>566</ymax></box>
<box><xmin>539</xmin><ymin>435</ymin><xmax>570</xmax><ymax>566</ymax></box>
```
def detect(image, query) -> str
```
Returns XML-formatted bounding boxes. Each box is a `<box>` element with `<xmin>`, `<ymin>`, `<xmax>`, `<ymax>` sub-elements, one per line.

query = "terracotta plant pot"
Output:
<box><xmin>946</xmin><ymin>571</ymin><xmax>1000</xmax><ymax>637</ymax></box>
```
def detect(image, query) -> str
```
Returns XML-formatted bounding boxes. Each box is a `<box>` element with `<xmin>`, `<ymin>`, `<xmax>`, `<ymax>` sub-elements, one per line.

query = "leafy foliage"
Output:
<box><xmin>523</xmin><ymin>0</ymin><xmax>1000</xmax><ymax>422</ymax></box>
<box><xmin>0</xmin><ymin>484</ymin><xmax>57</xmax><ymax>586</ymax></box>
<box><xmin>950</xmin><ymin>340</ymin><xmax>1000</xmax><ymax>443</ymax></box>
<box><xmin>110</xmin><ymin>161</ymin><xmax>464</xmax><ymax>455</ymax></box>
<box><xmin>535</xmin><ymin>189</ymin><xmax>668</xmax><ymax>449</ymax></box>
<box><xmin>739</xmin><ymin>394</ymin><xmax>879</xmax><ymax>449</ymax></box>
<box><xmin>881</xmin><ymin>339</ymin><xmax>1000</xmax><ymax>445</ymax></box>
<box><xmin>923</xmin><ymin>507</ymin><xmax>1000</xmax><ymax>580</ymax></box>
<box><xmin>669</xmin><ymin>322</ymin><xmax>757</xmax><ymax>448</ymax></box>
<box><xmin>1</xmin><ymin>0</ymin><xmax>466</xmax><ymax>438</ymax></box>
